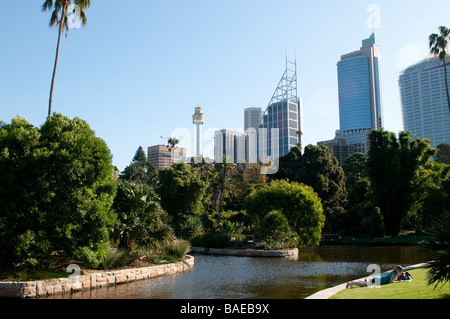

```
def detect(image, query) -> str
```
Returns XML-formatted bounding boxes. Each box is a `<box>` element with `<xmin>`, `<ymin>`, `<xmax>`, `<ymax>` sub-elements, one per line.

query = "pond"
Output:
<box><xmin>45</xmin><ymin>245</ymin><xmax>432</xmax><ymax>299</ymax></box>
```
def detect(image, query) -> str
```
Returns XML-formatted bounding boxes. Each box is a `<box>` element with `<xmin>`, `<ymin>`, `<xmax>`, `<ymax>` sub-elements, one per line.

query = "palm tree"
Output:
<box><xmin>214</xmin><ymin>156</ymin><xmax>237</xmax><ymax>222</ymax></box>
<box><xmin>42</xmin><ymin>0</ymin><xmax>91</xmax><ymax>117</ymax></box>
<box><xmin>429</xmin><ymin>26</ymin><xmax>450</xmax><ymax>115</ymax></box>
<box><xmin>167</xmin><ymin>137</ymin><xmax>179</xmax><ymax>151</ymax></box>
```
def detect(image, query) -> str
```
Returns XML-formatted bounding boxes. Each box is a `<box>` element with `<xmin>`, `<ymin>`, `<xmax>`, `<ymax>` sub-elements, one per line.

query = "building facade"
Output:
<box><xmin>214</xmin><ymin>129</ymin><xmax>246</xmax><ymax>164</ymax></box>
<box><xmin>244</xmin><ymin>107</ymin><xmax>265</xmax><ymax>132</ymax></box>
<box><xmin>259</xmin><ymin>59</ymin><xmax>302</xmax><ymax>158</ymax></box>
<box><xmin>336</xmin><ymin>33</ymin><xmax>384</xmax><ymax>154</ymax></box>
<box><xmin>318</xmin><ymin>33</ymin><xmax>384</xmax><ymax>164</ymax></box>
<box><xmin>147</xmin><ymin>145</ymin><xmax>186</xmax><ymax>170</ymax></box>
<box><xmin>399</xmin><ymin>56</ymin><xmax>450</xmax><ymax>148</ymax></box>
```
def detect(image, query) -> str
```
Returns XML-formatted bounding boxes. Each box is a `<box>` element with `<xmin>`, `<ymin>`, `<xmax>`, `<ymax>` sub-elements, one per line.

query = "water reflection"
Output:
<box><xmin>45</xmin><ymin>246</ymin><xmax>431</xmax><ymax>299</ymax></box>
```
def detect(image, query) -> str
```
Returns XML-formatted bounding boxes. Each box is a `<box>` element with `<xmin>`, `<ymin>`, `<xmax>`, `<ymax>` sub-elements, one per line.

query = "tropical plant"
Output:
<box><xmin>429</xmin><ymin>26</ymin><xmax>450</xmax><ymax>115</ymax></box>
<box><xmin>112</xmin><ymin>180</ymin><xmax>173</xmax><ymax>251</ymax></box>
<box><xmin>213</xmin><ymin>156</ymin><xmax>237</xmax><ymax>221</ymax></box>
<box><xmin>42</xmin><ymin>0</ymin><xmax>91</xmax><ymax>116</ymax></box>
<box><xmin>422</xmin><ymin>210</ymin><xmax>450</xmax><ymax>288</ymax></box>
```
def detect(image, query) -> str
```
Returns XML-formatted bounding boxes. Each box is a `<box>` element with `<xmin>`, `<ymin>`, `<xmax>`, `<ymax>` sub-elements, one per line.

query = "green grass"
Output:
<box><xmin>331</xmin><ymin>268</ymin><xmax>450</xmax><ymax>299</ymax></box>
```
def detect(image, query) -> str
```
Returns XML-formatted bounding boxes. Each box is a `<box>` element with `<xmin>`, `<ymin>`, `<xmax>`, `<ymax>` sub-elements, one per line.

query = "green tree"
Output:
<box><xmin>213</xmin><ymin>156</ymin><xmax>237</xmax><ymax>221</ymax></box>
<box><xmin>273</xmin><ymin>145</ymin><xmax>347</xmax><ymax>232</ymax></box>
<box><xmin>133</xmin><ymin>146</ymin><xmax>147</xmax><ymax>163</ymax></box>
<box><xmin>411</xmin><ymin>162</ymin><xmax>450</xmax><ymax>232</ymax></box>
<box><xmin>156</xmin><ymin>162</ymin><xmax>203</xmax><ymax>223</ymax></box>
<box><xmin>436</xmin><ymin>143</ymin><xmax>450</xmax><ymax>164</ymax></box>
<box><xmin>254</xmin><ymin>210</ymin><xmax>298</xmax><ymax>249</ymax></box>
<box><xmin>112</xmin><ymin>181</ymin><xmax>173</xmax><ymax>250</ymax></box>
<box><xmin>367</xmin><ymin>129</ymin><xmax>436</xmax><ymax>236</ymax></box>
<box><xmin>42</xmin><ymin>0</ymin><xmax>91</xmax><ymax>116</ymax></box>
<box><xmin>245</xmin><ymin>180</ymin><xmax>325</xmax><ymax>247</ymax></box>
<box><xmin>429</xmin><ymin>26</ymin><xmax>450</xmax><ymax>115</ymax></box>
<box><xmin>121</xmin><ymin>146</ymin><xmax>157</xmax><ymax>185</ymax></box>
<box><xmin>0</xmin><ymin>114</ymin><xmax>117</xmax><ymax>269</ymax></box>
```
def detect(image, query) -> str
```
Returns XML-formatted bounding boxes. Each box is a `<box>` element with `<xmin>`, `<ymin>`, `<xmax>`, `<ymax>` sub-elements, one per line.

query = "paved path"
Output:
<box><xmin>305</xmin><ymin>262</ymin><xmax>430</xmax><ymax>299</ymax></box>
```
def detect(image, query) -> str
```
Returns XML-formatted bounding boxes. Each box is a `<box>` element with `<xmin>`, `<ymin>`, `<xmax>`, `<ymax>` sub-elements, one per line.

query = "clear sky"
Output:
<box><xmin>1</xmin><ymin>1</ymin><xmax>449</xmax><ymax>171</ymax></box>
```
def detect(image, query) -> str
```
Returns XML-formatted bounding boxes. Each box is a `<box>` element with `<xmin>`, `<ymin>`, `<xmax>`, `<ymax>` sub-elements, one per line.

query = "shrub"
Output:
<box><xmin>112</xmin><ymin>180</ymin><xmax>174</xmax><ymax>250</ymax></box>
<box><xmin>254</xmin><ymin>210</ymin><xmax>297</xmax><ymax>249</ymax></box>
<box><xmin>0</xmin><ymin>114</ymin><xmax>117</xmax><ymax>269</ymax></box>
<box><xmin>245</xmin><ymin>180</ymin><xmax>325</xmax><ymax>247</ymax></box>
<box><xmin>191</xmin><ymin>231</ymin><xmax>231</xmax><ymax>248</ymax></box>
<box><xmin>164</xmin><ymin>239</ymin><xmax>191</xmax><ymax>258</ymax></box>
<box><xmin>179</xmin><ymin>215</ymin><xmax>205</xmax><ymax>240</ymax></box>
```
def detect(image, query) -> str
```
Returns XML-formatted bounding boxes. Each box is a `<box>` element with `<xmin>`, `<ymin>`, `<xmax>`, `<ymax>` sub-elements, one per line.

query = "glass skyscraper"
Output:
<box><xmin>337</xmin><ymin>33</ymin><xmax>384</xmax><ymax>153</ymax></box>
<box><xmin>399</xmin><ymin>56</ymin><xmax>450</xmax><ymax>148</ymax></box>
<box><xmin>259</xmin><ymin>59</ymin><xmax>302</xmax><ymax>158</ymax></box>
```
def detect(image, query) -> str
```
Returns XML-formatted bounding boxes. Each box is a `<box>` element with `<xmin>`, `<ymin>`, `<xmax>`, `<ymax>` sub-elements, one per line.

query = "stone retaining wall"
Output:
<box><xmin>190</xmin><ymin>247</ymin><xmax>298</xmax><ymax>258</ymax></box>
<box><xmin>0</xmin><ymin>255</ymin><xmax>194</xmax><ymax>299</ymax></box>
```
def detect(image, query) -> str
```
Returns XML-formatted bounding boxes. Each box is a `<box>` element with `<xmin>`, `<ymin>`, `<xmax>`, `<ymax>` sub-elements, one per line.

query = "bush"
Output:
<box><xmin>254</xmin><ymin>210</ymin><xmax>297</xmax><ymax>249</ymax></box>
<box><xmin>0</xmin><ymin>114</ymin><xmax>117</xmax><ymax>269</ymax></box>
<box><xmin>191</xmin><ymin>231</ymin><xmax>231</xmax><ymax>248</ymax></box>
<box><xmin>164</xmin><ymin>239</ymin><xmax>191</xmax><ymax>258</ymax></box>
<box><xmin>112</xmin><ymin>180</ymin><xmax>174</xmax><ymax>250</ymax></box>
<box><xmin>179</xmin><ymin>215</ymin><xmax>205</xmax><ymax>240</ymax></box>
<box><xmin>245</xmin><ymin>180</ymin><xmax>325</xmax><ymax>247</ymax></box>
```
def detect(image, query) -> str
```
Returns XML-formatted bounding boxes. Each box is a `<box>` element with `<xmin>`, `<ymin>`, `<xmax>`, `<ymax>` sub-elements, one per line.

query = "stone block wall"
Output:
<box><xmin>0</xmin><ymin>255</ymin><xmax>194</xmax><ymax>299</ymax></box>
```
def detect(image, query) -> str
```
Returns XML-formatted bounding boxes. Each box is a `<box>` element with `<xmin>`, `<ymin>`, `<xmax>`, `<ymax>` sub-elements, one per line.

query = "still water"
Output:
<box><xmin>46</xmin><ymin>246</ymin><xmax>431</xmax><ymax>299</ymax></box>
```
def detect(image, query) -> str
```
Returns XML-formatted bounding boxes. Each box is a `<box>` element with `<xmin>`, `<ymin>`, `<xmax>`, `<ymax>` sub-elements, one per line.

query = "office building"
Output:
<box><xmin>147</xmin><ymin>145</ymin><xmax>186</xmax><ymax>169</ymax></box>
<box><xmin>259</xmin><ymin>59</ymin><xmax>303</xmax><ymax>158</ymax></box>
<box><xmin>319</xmin><ymin>33</ymin><xmax>384</xmax><ymax>163</ymax></box>
<box><xmin>399</xmin><ymin>55</ymin><xmax>450</xmax><ymax>148</ymax></box>
<box><xmin>214</xmin><ymin>129</ymin><xmax>246</xmax><ymax>164</ymax></box>
<box><xmin>244</xmin><ymin>107</ymin><xmax>265</xmax><ymax>132</ymax></box>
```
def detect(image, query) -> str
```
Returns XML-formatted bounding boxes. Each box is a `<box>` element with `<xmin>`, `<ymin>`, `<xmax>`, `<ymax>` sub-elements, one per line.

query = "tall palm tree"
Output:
<box><xmin>42</xmin><ymin>0</ymin><xmax>91</xmax><ymax>117</ymax></box>
<box><xmin>214</xmin><ymin>156</ymin><xmax>237</xmax><ymax>222</ymax></box>
<box><xmin>429</xmin><ymin>26</ymin><xmax>450</xmax><ymax>115</ymax></box>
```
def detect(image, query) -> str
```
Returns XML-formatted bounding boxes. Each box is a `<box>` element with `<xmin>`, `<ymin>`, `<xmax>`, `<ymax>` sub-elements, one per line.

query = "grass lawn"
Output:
<box><xmin>331</xmin><ymin>268</ymin><xmax>450</xmax><ymax>299</ymax></box>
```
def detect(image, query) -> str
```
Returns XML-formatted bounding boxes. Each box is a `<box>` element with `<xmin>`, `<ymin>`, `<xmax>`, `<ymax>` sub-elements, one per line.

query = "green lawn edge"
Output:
<box><xmin>330</xmin><ymin>268</ymin><xmax>450</xmax><ymax>299</ymax></box>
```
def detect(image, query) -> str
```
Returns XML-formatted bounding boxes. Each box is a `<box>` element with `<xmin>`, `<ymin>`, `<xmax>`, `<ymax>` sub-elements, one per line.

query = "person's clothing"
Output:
<box><xmin>371</xmin><ymin>271</ymin><xmax>395</xmax><ymax>285</ymax></box>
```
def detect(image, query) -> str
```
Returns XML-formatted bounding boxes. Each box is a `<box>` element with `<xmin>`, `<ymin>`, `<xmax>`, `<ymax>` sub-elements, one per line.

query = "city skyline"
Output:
<box><xmin>1</xmin><ymin>1</ymin><xmax>449</xmax><ymax>171</ymax></box>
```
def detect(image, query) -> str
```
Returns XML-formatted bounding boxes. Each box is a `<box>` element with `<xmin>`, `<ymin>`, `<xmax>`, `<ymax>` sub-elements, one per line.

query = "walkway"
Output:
<box><xmin>305</xmin><ymin>262</ymin><xmax>430</xmax><ymax>299</ymax></box>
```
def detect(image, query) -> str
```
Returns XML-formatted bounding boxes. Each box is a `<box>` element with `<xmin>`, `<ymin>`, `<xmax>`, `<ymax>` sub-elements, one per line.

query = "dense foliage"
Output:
<box><xmin>245</xmin><ymin>180</ymin><xmax>325</xmax><ymax>246</ymax></box>
<box><xmin>0</xmin><ymin>114</ymin><xmax>117</xmax><ymax>268</ymax></box>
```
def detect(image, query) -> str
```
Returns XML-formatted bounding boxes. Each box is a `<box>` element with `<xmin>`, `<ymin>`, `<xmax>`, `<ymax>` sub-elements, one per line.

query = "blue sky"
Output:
<box><xmin>1</xmin><ymin>0</ymin><xmax>449</xmax><ymax>171</ymax></box>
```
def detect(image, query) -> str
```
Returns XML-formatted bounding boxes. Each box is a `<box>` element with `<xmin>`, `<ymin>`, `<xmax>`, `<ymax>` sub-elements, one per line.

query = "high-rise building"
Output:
<box><xmin>259</xmin><ymin>59</ymin><xmax>303</xmax><ymax>158</ymax></box>
<box><xmin>318</xmin><ymin>33</ymin><xmax>384</xmax><ymax>164</ymax></box>
<box><xmin>399</xmin><ymin>56</ymin><xmax>450</xmax><ymax>148</ymax></box>
<box><xmin>337</xmin><ymin>33</ymin><xmax>384</xmax><ymax>153</ymax></box>
<box><xmin>214</xmin><ymin>129</ymin><xmax>245</xmax><ymax>164</ymax></box>
<box><xmin>244</xmin><ymin>107</ymin><xmax>265</xmax><ymax>132</ymax></box>
<box><xmin>147</xmin><ymin>145</ymin><xmax>186</xmax><ymax>169</ymax></box>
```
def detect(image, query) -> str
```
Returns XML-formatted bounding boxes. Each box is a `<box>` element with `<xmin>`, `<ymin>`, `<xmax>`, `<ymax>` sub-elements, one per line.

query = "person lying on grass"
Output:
<box><xmin>346</xmin><ymin>265</ymin><xmax>408</xmax><ymax>288</ymax></box>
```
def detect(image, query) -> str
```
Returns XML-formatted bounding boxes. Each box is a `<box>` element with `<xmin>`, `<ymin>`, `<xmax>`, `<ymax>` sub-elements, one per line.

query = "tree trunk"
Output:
<box><xmin>443</xmin><ymin>58</ymin><xmax>450</xmax><ymax>115</ymax></box>
<box><xmin>48</xmin><ymin>6</ymin><xmax>68</xmax><ymax>117</ymax></box>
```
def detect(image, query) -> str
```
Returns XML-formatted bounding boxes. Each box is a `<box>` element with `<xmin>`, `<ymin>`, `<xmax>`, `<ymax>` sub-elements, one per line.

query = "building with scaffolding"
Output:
<box><xmin>259</xmin><ymin>58</ymin><xmax>303</xmax><ymax>158</ymax></box>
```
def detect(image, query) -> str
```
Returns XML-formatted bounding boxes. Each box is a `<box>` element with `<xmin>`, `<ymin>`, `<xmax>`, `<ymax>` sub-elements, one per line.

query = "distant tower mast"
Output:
<box><xmin>193</xmin><ymin>106</ymin><xmax>204</xmax><ymax>158</ymax></box>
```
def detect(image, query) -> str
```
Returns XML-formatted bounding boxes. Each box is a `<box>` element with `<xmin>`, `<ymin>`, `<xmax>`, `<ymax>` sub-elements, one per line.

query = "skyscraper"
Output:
<box><xmin>338</xmin><ymin>33</ymin><xmax>383</xmax><ymax>132</ymax></box>
<box><xmin>318</xmin><ymin>33</ymin><xmax>384</xmax><ymax>164</ymax></box>
<box><xmin>399</xmin><ymin>55</ymin><xmax>450</xmax><ymax>148</ymax></box>
<box><xmin>244</xmin><ymin>107</ymin><xmax>265</xmax><ymax>132</ymax></box>
<box><xmin>259</xmin><ymin>58</ymin><xmax>302</xmax><ymax>157</ymax></box>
